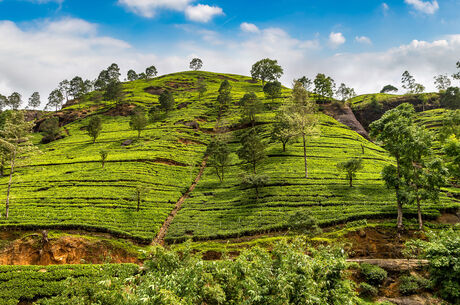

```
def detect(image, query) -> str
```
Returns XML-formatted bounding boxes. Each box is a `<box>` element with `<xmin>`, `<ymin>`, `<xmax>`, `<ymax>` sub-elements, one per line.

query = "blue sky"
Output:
<box><xmin>0</xmin><ymin>0</ymin><xmax>459</xmax><ymax>99</ymax></box>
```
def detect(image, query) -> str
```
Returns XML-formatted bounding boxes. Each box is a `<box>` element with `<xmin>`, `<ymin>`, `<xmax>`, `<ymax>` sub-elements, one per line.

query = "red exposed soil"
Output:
<box><xmin>178</xmin><ymin>138</ymin><xmax>204</xmax><ymax>145</ymax></box>
<box><xmin>0</xmin><ymin>234</ymin><xmax>139</xmax><ymax>265</ymax></box>
<box><xmin>217</xmin><ymin>75</ymin><xmax>239</xmax><ymax>82</ymax></box>
<box><xmin>436</xmin><ymin>212</ymin><xmax>459</xmax><ymax>224</ymax></box>
<box><xmin>144</xmin><ymin>86</ymin><xmax>164</xmax><ymax>95</ymax></box>
<box><xmin>344</xmin><ymin>227</ymin><xmax>425</xmax><ymax>259</ymax></box>
<box><xmin>153</xmin><ymin>157</ymin><xmax>208</xmax><ymax>246</ymax></box>
<box><xmin>165</xmin><ymin>81</ymin><xmax>194</xmax><ymax>90</ymax></box>
<box><xmin>105</xmin><ymin>103</ymin><xmax>136</xmax><ymax>116</ymax></box>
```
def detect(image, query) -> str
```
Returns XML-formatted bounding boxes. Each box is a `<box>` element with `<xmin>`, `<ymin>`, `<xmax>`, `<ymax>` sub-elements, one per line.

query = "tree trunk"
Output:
<box><xmin>416</xmin><ymin>194</ymin><xmax>423</xmax><ymax>230</ymax></box>
<box><xmin>0</xmin><ymin>158</ymin><xmax>4</xmax><ymax>177</ymax></box>
<box><xmin>303</xmin><ymin>134</ymin><xmax>308</xmax><ymax>178</ymax></box>
<box><xmin>221</xmin><ymin>165</ymin><xmax>224</xmax><ymax>182</ymax></box>
<box><xmin>282</xmin><ymin>141</ymin><xmax>286</xmax><ymax>152</ymax></box>
<box><xmin>5</xmin><ymin>151</ymin><xmax>16</xmax><ymax>219</ymax></box>
<box><xmin>349</xmin><ymin>175</ymin><xmax>353</xmax><ymax>187</ymax></box>
<box><xmin>396</xmin><ymin>159</ymin><xmax>403</xmax><ymax>230</ymax></box>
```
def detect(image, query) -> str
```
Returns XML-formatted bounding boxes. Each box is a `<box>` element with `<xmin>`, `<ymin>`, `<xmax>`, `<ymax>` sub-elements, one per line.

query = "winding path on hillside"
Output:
<box><xmin>153</xmin><ymin>157</ymin><xmax>208</xmax><ymax>245</ymax></box>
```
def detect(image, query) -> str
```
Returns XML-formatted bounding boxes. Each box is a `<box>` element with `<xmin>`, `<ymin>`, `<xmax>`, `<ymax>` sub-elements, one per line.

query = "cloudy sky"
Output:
<box><xmin>0</xmin><ymin>0</ymin><xmax>459</xmax><ymax>102</ymax></box>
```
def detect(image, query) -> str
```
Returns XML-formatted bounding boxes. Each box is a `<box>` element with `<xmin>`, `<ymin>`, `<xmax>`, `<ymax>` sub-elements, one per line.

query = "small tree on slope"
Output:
<box><xmin>0</xmin><ymin>112</ymin><xmax>38</xmax><ymax>219</ymax></box>
<box><xmin>336</xmin><ymin>157</ymin><xmax>363</xmax><ymax>187</ymax></box>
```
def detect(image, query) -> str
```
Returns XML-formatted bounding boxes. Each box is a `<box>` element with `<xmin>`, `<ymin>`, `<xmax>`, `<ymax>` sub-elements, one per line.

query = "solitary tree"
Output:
<box><xmin>7</xmin><ymin>92</ymin><xmax>22</xmax><ymax>110</ymax></box>
<box><xmin>99</xmin><ymin>149</ymin><xmax>108</xmax><ymax>168</ymax></box>
<box><xmin>47</xmin><ymin>89</ymin><xmax>64</xmax><ymax>111</ymax></box>
<box><xmin>241</xmin><ymin>173</ymin><xmax>269</xmax><ymax>200</ymax></box>
<box><xmin>127</xmin><ymin>69</ymin><xmax>138</xmax><ymax>81</ymax></box>
<box><xmin>39</xmin><ymin>117</ymin><xmax>61</xmax><ymax>143</ymax></box>
<box><xmin>216</xmin><ymin>80</ymin><xmax>232</xmax><ymax>118</ymax></box>
<box><xmin>134</xmin><ymin>185</ymin><xmax>150</xmax><ymax>212</ymax></box>
<box><xmin>240</xmin><ymin>92</ymin><xmax>263</xmax><ymax>127</ymax></box>
<box><xmin>271</xmin><ymin>106</ymin><xmax>293</xmax><ymax>152</ymax></box>
<box><xmin>370</xmin><ymin>103</ymin><xmax>416</xmax><ymax>230</ymax></box>
<box><xmin>69</xmin><ymin>76</ymin><xmax>91</xmax><ymax>99</ymax></box>
<box><xmin>158</xmin><ymin>90</ymin><xmax>175</xmax><ymax>112</ymax></box>
<box><xmin>27</xmin><ymin>92</ymin><xmax>41</xmax><ymax>109</ymax></box>
<box><xmin>287</xmin><ymin>83</ymin><xmax>320</xmax><ymax>178</ymax></box>
<box><xmin>452</xmin><ymin>60</ymin><xmax>460</xmax><ymax>81</ymax></box>
<box><xmin>129</xmin><ymin>107</ymin><xmax>148</xmax><ymax>139</ymax></box>
<box><xmin>250</xmin><ymin>58</ymin><xmax>284</xmax><ymax>86</ymax></box>
<box><xmin>380</xmin><ymin>85</ymin><xmax>398</xmax><ymax>94</ymax></box>
<box><xmin>336</xmin><ymin>158</ymin><xmax>363</xmax><ymax>187</ymax></box>
<box><xmin>0</xmin><ymin>112</ymin><xmax>37</xmax><ymax>218</ymax></box>
<box><xmin>313</xmin><ymin>73</ymin><xmax>335</xmax><ymax>101</ymax></box>
<box><xmin>434</xmin><ymin>74</ymin><xmax>452</xmax><ymax>92</ymax></box>
<box><xmin>413</xmin><ymin>83</ymin><xmax>425</xmax><ymax>94</ymax></box>
<box><xmin>189</xmin><ymin>58</ymin><xmax>203</xmax><ymax>71</ymax></box>
<box><xmin>237</xmin><ymin>128</ymin><xmax>266</xmax><ymax>174</ymax></box>
<box><xmin>335</xmin><ymin>83</ymin><xmax>356</xmax><ymax>102</ymax></box>
<box><xmin>104</xmin><ymin>80</ymin><xmax>123</xmax><ymax>103</ymax></box>
<box><xmin>263</xmin><ymin>81</ymin><xmax>282</xmax><ymax>101</ymax></box>
<box><xmin>206</xmin><ymin>136</ymin><xmax>231</xmax><ymax>182</ymax></box>
<box><xmin>87</xmin><ymin>116</ymin><xmax>102</xmax><ymax>144</ymax></box>
<box><xmin>58</xmin><ymin>80</ymin><xmax>71</xmax><ymax>103</ymax></box>
<box><xmin>296</xmin><ymin>76</ymin><xmax>313</xmax><ymax>92</ymax></box>
<box><xmin>145</xmin><ymin>65</ymin><xmax>158</xmax><ymax>78</ymax></box>
<box><xmin>196</xmin><ymin>78</ymin><xmax>207</xmax><ymax>101</ymax></box>
<box><xmin>440</xmin><ymin>87</ymin><xmax>460</xmax><ymax>109</ymax></box>
<box><xmin>401</xmin><ymin>71</ymin><xmax>423</xmax><ymax>94</ymax></box>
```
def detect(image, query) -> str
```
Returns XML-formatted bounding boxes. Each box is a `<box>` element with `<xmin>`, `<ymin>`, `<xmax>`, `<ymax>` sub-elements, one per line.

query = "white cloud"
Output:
<box><xmin>185</xmin><ymin>4</ymin><xmax>223</xmax><ymax>23</ymax></box>
<box><xmin>118</xmin><ymin>0</ymin><xmax>223</xmax><ymax>22</ymax></box>
<box><xmin>117</xmin><ymin>0</ymin><xmax>193</xmax><ymax>18</ymax></box>
<box><xmin>240</xmin><ymin>22</ymin><xmax>260</xmax><ymax>33</ymax></box>
<box><xmin>1</xmin><ymin>18</ymin><xmax>459</xmax><ymax>104</ymax></box>
<box><xmin>404</xmin><ymin>0</ymin><xmax>439</xmax><ymax>14</ymax></box>
<box><xmin>355</xmin><ymin>36</ymin><xmax>372</xmax><ymax>45</ymax></box>
<box><xmin>328</xmin><ymin>32</ymin><xmax>346</xmax><ymax>48</ymax></box>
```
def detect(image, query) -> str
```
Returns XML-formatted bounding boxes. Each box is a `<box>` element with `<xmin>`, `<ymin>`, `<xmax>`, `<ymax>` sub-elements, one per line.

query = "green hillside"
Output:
<box><xmin>0</xmin><ymin>71</ymin><xmax>457</xmax><ymax>246</ymax></box>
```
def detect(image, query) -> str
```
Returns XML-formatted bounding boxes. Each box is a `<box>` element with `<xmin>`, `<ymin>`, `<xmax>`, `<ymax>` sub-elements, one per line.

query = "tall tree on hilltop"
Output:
<box><xmin>27</xmin><ymin>92</ymin><xmax>41</xmax><ymax>109</ymax></box>
<box><xmin>313</xmin><ymin>73</ymin><xmax>335</xmax><ymax>101</ymax></box>
<box><xmin>336</xmin><ymin>83</ymin><xmax>356</xmax><ymax>102</ymax></box>
<box><xmin>452</xmin><ymin>60</ymin><xmax>460</xmax><ymax>81</ymax></box>
<box><xmin>47</xmin><ymin>89</ymin><xmax>64</xmax><ymax>111</ymax></box>
<box><xmin>286</xmin><ymin>82</ymin><xmax>320</xmax><ymax>178</ymax></box>
<box><xmin>145</xmin><ymin>65</ymin><xmax>158</xmax><ymax>78</ymax></box>
<box><xmin>216</xmin><ymin>80</ymin><xmax>232</xmax><ymax>118</ymax></box>
<box><xmin>127</xmin><ymin>69</ymin><xmax>138</xmax><ymax>81</ymax></box>
<box><xmin>250</xmin><ymin>58</ymin><xmax>284</xmax><ymax>86</ymax></box>
<box><xmin>0</xmin><ymin>112</ymin><xmax>37</xmax><ymax>218</ymax></box>
<box><xmin>296</xmin><ymin>76</ymin><xmax>313</xmax><ymax>92</ymax></box>
<box><xmin>433</xmin><ymin>74</ymin><xmax>452</xmax><ymax>92</ymax></box>
<box><xmin>380</xmin><ymin>85</ymin><xmax>398</xmax><ymax>94</ymax></box>
<box><xmin>190</xmin><ymin>58</ymin><xmax>203</xmax><ymax>71</ymax></box>
<box><xmin>7</xmin><ymin>92</ymin><xmax>22</xmax><ymax>110</ymax></box>
<box><xmin>58</xmin><ymin>80</ymin><xmax>71</xmax><ymax>103</ymax></box>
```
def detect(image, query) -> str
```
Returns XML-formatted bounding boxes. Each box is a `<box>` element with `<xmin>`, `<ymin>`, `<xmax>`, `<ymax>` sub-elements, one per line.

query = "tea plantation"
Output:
<box><xmin>0</xmin><ymin>71</ymin><xmax>457</xmax><ymax>245</ymax></box>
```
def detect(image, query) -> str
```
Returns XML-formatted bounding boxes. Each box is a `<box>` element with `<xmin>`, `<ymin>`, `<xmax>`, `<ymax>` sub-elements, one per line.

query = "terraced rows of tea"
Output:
<box><xmin>166</xmin><ymin>106</ymin><xmax>458</xmax><ymax>243</ymax></box>
<box><xmin>0</xmin><ymin>71</ymin><xmax>457</xmax><ymax>244</ymax></box>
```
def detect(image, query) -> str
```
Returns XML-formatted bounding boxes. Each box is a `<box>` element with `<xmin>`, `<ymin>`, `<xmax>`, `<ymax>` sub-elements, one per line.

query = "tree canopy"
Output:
<box><xmin>250</xmin><ymin>58</ymin><xmax>284</xmax><ymax>86</ymax></box>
